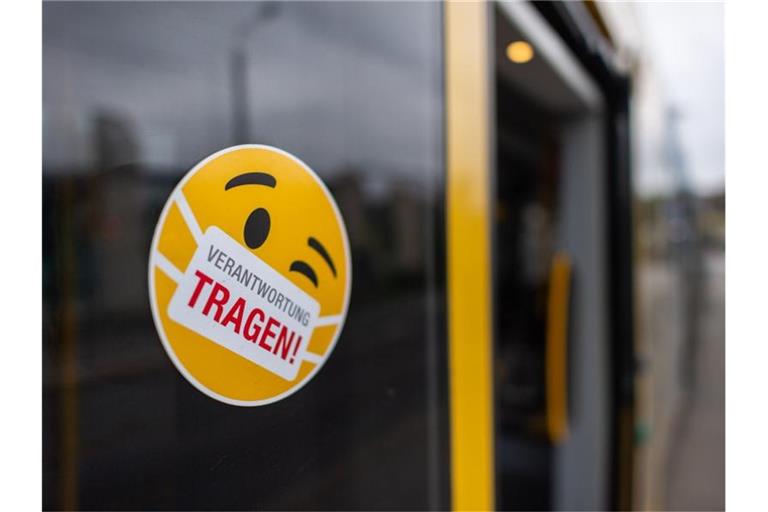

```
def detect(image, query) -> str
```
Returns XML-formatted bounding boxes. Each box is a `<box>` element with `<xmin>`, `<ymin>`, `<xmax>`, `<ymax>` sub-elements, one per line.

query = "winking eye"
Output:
<box><xmin>289</xmin><ymin>237</ymin><xmax>337</xmax><ymax>288</ymax></box>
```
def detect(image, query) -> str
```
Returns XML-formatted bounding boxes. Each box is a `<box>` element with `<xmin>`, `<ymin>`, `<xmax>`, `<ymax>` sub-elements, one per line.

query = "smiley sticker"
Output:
<box><xmin>148</xmin><ymin>145</ymin><xmax>351</xmax><ymax>406</ymax></box>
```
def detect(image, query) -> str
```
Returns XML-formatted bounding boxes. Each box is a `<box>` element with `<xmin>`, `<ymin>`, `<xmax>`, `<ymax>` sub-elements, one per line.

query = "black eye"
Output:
<box><xmin>244</xmin><ymin>208</ymin><xmax>270</xmax><ymax>249</ymax></box>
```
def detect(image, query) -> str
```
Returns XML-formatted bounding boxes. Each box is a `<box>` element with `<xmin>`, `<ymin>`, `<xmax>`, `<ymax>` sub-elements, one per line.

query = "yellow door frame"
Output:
<box><xmin>445</xmin><ymin>1</ymin><xmax>495</xmax><ymax>510</ymax></box>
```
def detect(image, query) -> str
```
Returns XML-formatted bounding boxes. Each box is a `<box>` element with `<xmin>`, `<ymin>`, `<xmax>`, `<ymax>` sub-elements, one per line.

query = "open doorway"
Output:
<box><xmin>492</xmin><ymin>3</ymin><xmax>610</xmax><ymax>510</ymax></box>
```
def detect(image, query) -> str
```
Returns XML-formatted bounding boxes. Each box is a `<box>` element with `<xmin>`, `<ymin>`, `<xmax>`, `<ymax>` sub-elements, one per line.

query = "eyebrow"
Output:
<box><xmin>308</xmin><ymin>237</ymin><xmax>337</xmax><ymax>277</ymax></box>
<box><xmin>225</xmin><ymin>172</ymin><xmax>277</xmax><ymax>190</ymax></box>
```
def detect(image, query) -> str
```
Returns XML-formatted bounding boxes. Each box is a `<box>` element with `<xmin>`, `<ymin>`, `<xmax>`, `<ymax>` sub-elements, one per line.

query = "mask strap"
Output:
<box><xmin>303</xmin><ymin>352</ymin><xmax>323</xmax><ymax>364</ymax></box>
<box><xmin>315</xmin><ymin>315</ymin><xmax>342</xmax><ymax>327</ymax></box>
<box><xmin>301</xmin><ymin>315</ymin><xmax>342</xmax><ymax>364</ymax></box>
<box><xmin>152</xmin><ymin>189</ymin><xmax>201</xmax><ymax>284</ymax></box>
<box><xmin>154</xmin><ymin>251</ymin><xmax>183</xmax><ymax>284</ymax></box>
<box><xmin>174</xmin><ymin>189</ymin><xmax>203</xmax><ymax>243</ymax></box>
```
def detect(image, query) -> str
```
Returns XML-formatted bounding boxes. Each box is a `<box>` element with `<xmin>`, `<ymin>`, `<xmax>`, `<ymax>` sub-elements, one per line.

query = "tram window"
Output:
<box><xmin>43</xmin><ymin>2</ymin><xmax>448</xmax><ymax>510</ymax></box>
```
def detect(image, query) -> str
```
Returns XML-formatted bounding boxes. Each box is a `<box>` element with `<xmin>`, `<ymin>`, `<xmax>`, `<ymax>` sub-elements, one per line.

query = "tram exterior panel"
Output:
<box><xmin>42</xmin><ymin>1</ymin><xmax>675</xmax><ymax>510</ymax></box>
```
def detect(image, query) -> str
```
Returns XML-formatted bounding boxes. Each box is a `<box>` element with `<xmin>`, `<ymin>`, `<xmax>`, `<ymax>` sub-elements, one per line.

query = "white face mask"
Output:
<box><xmin>160</xmin><ymin>192</ymin><xmax>321</xmax><ymax>382</ymax></box>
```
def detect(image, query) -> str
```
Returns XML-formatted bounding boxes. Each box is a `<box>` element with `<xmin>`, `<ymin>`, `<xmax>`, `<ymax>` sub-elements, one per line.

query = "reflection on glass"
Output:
<box><xmin>43</xmin><ymin>2</ymin><xmax>447</xmax><ymax>510</ymax></box>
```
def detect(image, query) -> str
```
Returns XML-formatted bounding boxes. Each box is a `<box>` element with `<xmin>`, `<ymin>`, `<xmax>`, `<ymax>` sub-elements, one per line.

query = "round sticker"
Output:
<box><xmin>148</xmin><ymin>145</ymin><xmax>351</xmax><ymax>406</ymax></box>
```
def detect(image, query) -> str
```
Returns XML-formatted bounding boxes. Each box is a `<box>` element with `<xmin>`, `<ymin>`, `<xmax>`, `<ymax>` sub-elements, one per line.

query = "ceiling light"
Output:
<box><xmin>506</xmin><ymin>41</ymin><xmax>534</xmax><ymax>64</ymax></box>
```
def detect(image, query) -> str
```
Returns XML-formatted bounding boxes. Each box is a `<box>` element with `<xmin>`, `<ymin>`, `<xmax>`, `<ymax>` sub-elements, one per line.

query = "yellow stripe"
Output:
<box><xmin>546</xmin><ymin>252</ymin><xmax>572</xmax><ymax>444</ymax></box>
<box><xmin>445</xmin><ymin>1</ymin><xmax>494</xmax><ymax>509</ymax></box>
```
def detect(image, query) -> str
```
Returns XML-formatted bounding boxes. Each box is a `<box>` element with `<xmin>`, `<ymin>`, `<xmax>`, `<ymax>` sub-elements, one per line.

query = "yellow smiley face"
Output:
<box><xmin>149</xmin><ymin>145</ymin><xmax>351</xmax><ymax>405</ymax></box>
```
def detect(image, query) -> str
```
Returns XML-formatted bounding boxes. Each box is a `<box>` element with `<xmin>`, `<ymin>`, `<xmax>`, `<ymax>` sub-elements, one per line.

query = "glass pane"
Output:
<box><xmin>43</xmin><ymin>2</ymin><xmax>448</xmax><ymax>510</ymax></box>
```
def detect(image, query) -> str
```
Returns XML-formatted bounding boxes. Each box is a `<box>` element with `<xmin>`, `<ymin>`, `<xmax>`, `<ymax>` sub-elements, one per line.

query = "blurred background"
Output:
<box><xmin>42</xmin><ymin>1</ymin><xmax>723</xmax><ymax>510</ymax></box>
<box><xmin>627</xmin><ymin>3</ymin><xmax>724</xmax><ymax>510</ymax></box>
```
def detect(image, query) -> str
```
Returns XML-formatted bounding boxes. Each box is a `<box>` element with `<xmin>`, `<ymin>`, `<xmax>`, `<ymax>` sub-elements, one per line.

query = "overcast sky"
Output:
<box><xmin>634</xmin><ymin>1</ymin><xmax>724</xmax><ymax>195</ymax></box>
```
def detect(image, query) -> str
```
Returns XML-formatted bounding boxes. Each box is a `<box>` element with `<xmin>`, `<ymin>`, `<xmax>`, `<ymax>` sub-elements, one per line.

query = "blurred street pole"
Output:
<box><xmin>230</xmin><ymin>2</ymin><xmax>280</xmax><ymax>143</ymax></box>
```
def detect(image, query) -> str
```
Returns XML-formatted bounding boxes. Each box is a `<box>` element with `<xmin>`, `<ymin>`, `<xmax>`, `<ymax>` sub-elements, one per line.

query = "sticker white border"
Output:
<box><xmin>148</xmin><ymin>144</ymin><xmax>352</xmax><ymax>406</ymax></box>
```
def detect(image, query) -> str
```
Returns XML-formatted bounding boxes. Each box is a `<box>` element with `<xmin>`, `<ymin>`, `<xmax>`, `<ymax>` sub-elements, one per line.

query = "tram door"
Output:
<box><xmin>43</xmin><ymin>2</ymin><xmax>450</xmax><ymax>510</ymax></box>
<box><xmin>492</xmin><ymin>3</ymin><xmax>611</xmax><ymax>510</ymax></box>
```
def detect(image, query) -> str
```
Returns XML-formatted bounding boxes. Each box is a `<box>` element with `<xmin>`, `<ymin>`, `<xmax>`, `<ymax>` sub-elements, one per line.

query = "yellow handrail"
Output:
<box><xmin>546</xmin><ymin>252</ymin><xmax>572</xmax><ymax>444</ymax></box>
